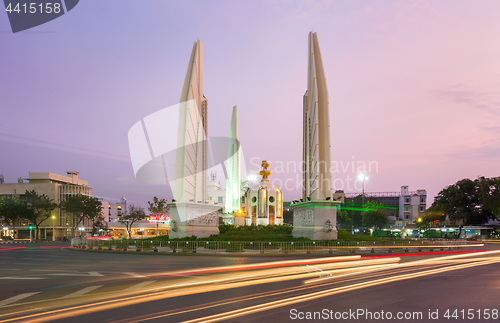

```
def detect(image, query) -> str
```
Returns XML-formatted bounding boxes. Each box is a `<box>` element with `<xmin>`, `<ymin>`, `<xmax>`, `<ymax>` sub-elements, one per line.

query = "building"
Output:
<box><xmin>344</xmin><ymin>191</ymin><xmax>400</xmax><ymax>219</ymax></box>
<box><xmin>108</xmin><ymin>220</ymin><xmax>169</xmax><ymax>239</ymax></box>
<box><xmin>0</xmin><ymin>171</ymin><xmax>92</xmax><ymax>240</ymax></box>
<box><xmin>344</xmin><ymin>186</ymin><xmax>427</xmax><ymax>224</ymax></box>
<box><xmin>399</xmin><ymin>186</ymin><xmax>427</xmax><ymax>222</ymax></box>
<box><xmin>207</xmin><ymin>172</ymin><xmax>226</xmax><ymax>206</ymax></box>
<box><xmin>100</xmin><ymin>199</ymin><xmax>126</xmax><ymax>223</ymax></box>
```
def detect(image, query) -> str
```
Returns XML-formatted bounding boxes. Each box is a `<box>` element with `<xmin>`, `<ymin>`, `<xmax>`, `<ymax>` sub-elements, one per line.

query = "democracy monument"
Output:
<box><xmin>131</xmin><ymin>32</ymin><xmax>338</xmax><ymax>239</ymax></box>
<box><xmin>292</xmin><ymin>32</ymin><xmax>338</xmax><ymax>240</ymax></box>
<box><xmin>167</xmin><ymin>40</ymin><xmax>221</xmax><ymax>238</ymax></box>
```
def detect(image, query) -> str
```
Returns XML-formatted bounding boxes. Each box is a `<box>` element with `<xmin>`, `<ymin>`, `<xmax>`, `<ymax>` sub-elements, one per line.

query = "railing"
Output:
<box><xmin>73</xmin><ymin>239</ymin><xmax>475</xmax><ymax>255</ymax></box>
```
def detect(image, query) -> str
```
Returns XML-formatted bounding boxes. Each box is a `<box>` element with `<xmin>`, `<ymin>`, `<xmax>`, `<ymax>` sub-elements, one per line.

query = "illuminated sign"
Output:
<box><xmin>148</xmin><ymin>215</ymin><xmax>170</xmax><ymax>223</ymax></box>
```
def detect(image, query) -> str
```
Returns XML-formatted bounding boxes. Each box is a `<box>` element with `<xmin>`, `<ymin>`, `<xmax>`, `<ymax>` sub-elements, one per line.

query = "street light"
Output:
<box><xmin>417</xmin><ymin>217</ymin><xmax>422</xmax><ymax>238</ymax></box>
<box><xmin>357</xmin><ymin>173</ymin><xmax>368</xmax><ymax>207</ymax></box>
<box><xmin>357</xmin><ymin>174</ymin><xmax>368</xmax><ymax>232</ymax></box>
<box><xmin>28</xmin><ymin>224</ymin><xmax>33</xmax><ymax>242</ymax></box>
<box><xmin>78</xmin><ymin>227</ymin><xmax>85</xmax><ymax>238</ymax></box>
<box><xmin>52</xmin><ymin>215</ymin><xmax>56</xmax><ymax>241</ymax></box>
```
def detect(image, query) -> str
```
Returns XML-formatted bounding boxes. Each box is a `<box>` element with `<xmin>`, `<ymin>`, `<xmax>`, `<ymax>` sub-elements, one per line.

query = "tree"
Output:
<box><xmin>343</xmin><ymin>196</ymin><xmax>385</xmax><ymax>228</ymax></box>
<box><xmin>147</xmin><ymin>196</ymin><xmax>168</xmax><ymax>215</ymax></box>
<box><xmin>362</xmin><ymin>209</ymin><xmax>389</xmax><ymax>229</ymax></box>
<box><xmin>119</xmin><ymin>205</ymin><xmax>147</xmax><ymax>238</ymax></box>
<box><xmin>336</xmin><ymin>208</ymin><xmax>351</xmax><ymax>228</ymax></box>
<box><xmin>60</xmin><ymin>194</ymin><xmax>103</xmax><ymax>237</ymax></box>
<box><xmin>430</xmin><ymin>177</ymin><xmax>500</xmax><ymax>225</ymax></box>
<box><xmin>0</xmin><ymin>195</ymin><xmax>30</xmax><ymax>239</ymax></box>
<box><xmin>91</xmin><ymin>214</ymin><xmax>106</xmax><ymax>236</ymax></box>
<box><xmin>23</xmin><ymin>190</ymin><xmax>57</xmax><ymax>240</ymax></box>
<box><xmin>147</xmin><ymin>197</ymin><xmax>168</xmax><ymax>237</ymax></box>
<box><xmin>418</xmin><ymin>210</ymin><xmax>446</xmax><ymax>230</ymax></box>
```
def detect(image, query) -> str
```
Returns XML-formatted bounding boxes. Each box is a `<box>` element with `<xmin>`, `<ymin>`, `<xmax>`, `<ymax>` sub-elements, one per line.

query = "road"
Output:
<box><xmin>1</xmin><ymin>243</ymin><xmax>500</xmax><ymax>322</ymax></box>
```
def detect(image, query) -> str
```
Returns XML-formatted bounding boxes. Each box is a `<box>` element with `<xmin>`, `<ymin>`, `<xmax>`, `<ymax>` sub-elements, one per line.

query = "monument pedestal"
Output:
<box><xmin>292</xmin><ymin>202</ymin><xmax>338</xmax><ymax>240</ymax></box>
<box><xmin>168</xmin><ymin>202</ymin><xmax>221</xmax><ymax>239</ymax></box>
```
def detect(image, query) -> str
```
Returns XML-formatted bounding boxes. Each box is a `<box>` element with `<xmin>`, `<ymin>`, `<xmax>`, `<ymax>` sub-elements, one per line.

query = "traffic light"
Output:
<box><xmin>28</xmin><ymin>224</ymin><xmax>33</xmax><ymax>230</ymax></box>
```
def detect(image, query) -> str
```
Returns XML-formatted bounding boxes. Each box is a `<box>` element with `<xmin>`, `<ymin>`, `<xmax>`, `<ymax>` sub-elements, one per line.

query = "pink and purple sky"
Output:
<box><xmin>1</xmin><ymin>0</ymin><xmax>499</xmax><ymax>208</ymax></box>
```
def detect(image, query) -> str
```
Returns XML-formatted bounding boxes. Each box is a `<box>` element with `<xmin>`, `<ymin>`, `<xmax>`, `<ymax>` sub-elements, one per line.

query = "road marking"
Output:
<box><xmin>40</xmin><ymin>284</ymin><xmax>84</xmax><ymax>290</ymax></box>
<box><xmin>123</xmin><ymin>272</ymin><xmax>146</xmax><ymax>278</ymax></box>
<box><xmin>124</xmin><ymin>280</ymin><xmax>157</xmax><ymax>291</ymax></box>
<box><xmin>0</xmin><ymin>276</ymin><xmax>46</xmax><ymax>280</ymax></box>
<box><xmin>0</xmin><ymin>292</ymin><xmax>40</xmax><ymax>307</ymax></box>
<box><xmin>65</xmin><ymin>285</ymin><xmax>103</xmax><ymax>298</ymax></box>
<box><xmin>50</xmin><ymin>271</ymin><xmax>104</xmax><ymax>277</ymax></box>
<box><xmin>30</xmin><ymin>269</ymin><xmax>76</xmax><ymax>272</ymax></box>
<box><xmin>89</xmin><ymin>271</ymin><xmax>104</xmax><ymax>276</ymax></box>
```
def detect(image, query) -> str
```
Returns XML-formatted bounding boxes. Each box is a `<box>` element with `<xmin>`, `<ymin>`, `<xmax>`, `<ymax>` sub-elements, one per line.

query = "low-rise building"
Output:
<box><xmin>399</xmin><ymin>186</ymin><xmax>427</xmax><ymax>223</ymax></box>
<box><xmin>0</xmin><ymin>171</ymin><xmax>92</xmax><ymax>240</ymax></box>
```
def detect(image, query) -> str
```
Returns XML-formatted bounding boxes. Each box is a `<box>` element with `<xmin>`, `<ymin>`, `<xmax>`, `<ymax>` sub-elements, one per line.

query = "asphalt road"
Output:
<box><xmin>1</xmin><ymin>242</ymin><xmax>500</xmax><ymax>322</ymax></box>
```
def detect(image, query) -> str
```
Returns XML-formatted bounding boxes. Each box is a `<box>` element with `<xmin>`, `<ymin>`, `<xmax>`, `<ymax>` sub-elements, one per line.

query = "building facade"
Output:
<box><xmin>0</xmin><ymin>171</ymin><xmax>92</xmax><ymax>240</ymax></box>
<box><xmin>399</xmin><ymin>186</ymin><xmax>427</xmax><ymax>222</ymax></box>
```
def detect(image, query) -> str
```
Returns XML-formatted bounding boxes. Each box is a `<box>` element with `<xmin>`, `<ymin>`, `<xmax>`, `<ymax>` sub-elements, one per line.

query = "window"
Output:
<box><xmin>404</xmin><ymin>206</ymin><xmax>409</xmax><ymax>211</ymax></box>
<box><xmin>420</xmin><ymin>206</ymin><xmax>425</xmax><ymax>212</ymax></box>
<box><xmin>269</xmin><ymin>196</ymin><xmax>275</xmax><ymax>203</ymax></box>
<box><xmin>269</xmin><ymin>205</ymin><xmax>275</xmax><ymax>214</ymax></box>
<box><xmin>217</xmin><ymin>196</ymin><xmax>223</xmax><ymax>203</ymax></box>
<box><xmin>420</xmin><ymin>197</ymin><xmax>425</xmax><ymax>203</ymax></box>
<box><xmin>405</xmin><ymin>215</ymin><xmax>410</xmax><ymax>219</ymax></box>
<box><xmin>252</xmin><ymin>206</ymin><xmax>257</xmax><ymax>214</ymax></box>
<box><xmin>252</xmin><ymin>196</ymin><xmax>257</xmax><ymax>203</ymax></box>
<box><xmin>404</xmin><ymin>198</ymin><xmax>410</xmax><ymax>203</ymax></box>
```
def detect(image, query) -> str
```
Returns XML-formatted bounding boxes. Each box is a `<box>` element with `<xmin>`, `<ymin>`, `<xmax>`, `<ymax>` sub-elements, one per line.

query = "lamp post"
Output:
<box><xmin>52</xmin><ymin>215</ymin><xmax>56</xmax><ymax>241</ymax></box>
<box><xmin>358</xmin><ymin>174</ymin><xmax>368</xmax><ymax>206</ymax></box>
<box><xmin>357</xmin><ymin>174</ymin><xmax>368</xmax><ymax>231</ymax></box>
<box><xmin>28</xmin><ymin>224</ymin><xmax>33</xmax><ymax>242</ymax></box>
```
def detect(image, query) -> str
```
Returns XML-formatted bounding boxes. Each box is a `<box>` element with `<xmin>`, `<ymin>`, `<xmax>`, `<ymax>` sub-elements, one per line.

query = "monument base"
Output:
<box><xmin>292</xmin><ymin>201</ymin><xmax>338</xmax><ymax>240</ymax></box>
<box><xmin>234</xmin><ymin>215</ymin><xmax>245</xmax><ymax>227</ymax></box>
<box><xmin>220</xmin><ymin>213</ymin><xmax>234</xmax><ymax>225</ymax></box>
<box><xmin>168</xmin><ymin>202</ymin><xmax>221</xmax><ymax>239</ymax></box>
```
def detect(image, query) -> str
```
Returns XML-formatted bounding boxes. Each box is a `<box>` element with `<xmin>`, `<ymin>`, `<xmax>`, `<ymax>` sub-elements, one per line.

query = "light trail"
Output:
<box><xmin>2</xmin><ymin>251</ymin><xmax>498</xmax><ymax>322</ymax></box>
<box><xmin>184</xmin><ymin>257</ymin><xmax>500</xmax><ymax>323</ymax></box>
<box><xmin>115</xmin><ymin>253</ymin><xmax>500</xmax><ymax>322</ymax></box>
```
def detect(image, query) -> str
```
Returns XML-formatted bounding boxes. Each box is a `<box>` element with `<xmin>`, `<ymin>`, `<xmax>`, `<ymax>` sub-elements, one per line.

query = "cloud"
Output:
<box><xmin>431</xmin><ymin>84</ymin><xmax>500</xmax><ymax>115</ymax></box>
<box><xmin>447</xmin><ymin>144</ymin><xmax>500</xmax><ymax>160</ymax></box>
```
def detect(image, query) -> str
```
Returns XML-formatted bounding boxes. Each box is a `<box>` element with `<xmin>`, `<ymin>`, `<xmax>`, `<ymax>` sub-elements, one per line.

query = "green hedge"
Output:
<box><xmin>140</xmin><ymin>227</ymin><xmax>383</xmax><ymax>242</ymax></box>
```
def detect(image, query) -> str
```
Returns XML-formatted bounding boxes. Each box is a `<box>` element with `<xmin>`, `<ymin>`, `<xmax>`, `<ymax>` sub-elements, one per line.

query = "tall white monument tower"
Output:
<box><xmin>225</xmin><ymin>105</ymin><xmax>241</xmax><ymax>214</ymax></box>
<box><xmin>169</xmin><ymin>40</ymin><xmax>220</xmax><ymax>238</ymax></box>
<box><xmin>174</xmin><ymin>40</ymin><xmax>208</xmax><ymax>203</ymax></box>
<box><xmin>302</xmin><ymin>32</ymin><xmax>333</xmax><ymax>201</ymax></box>
<box><xmin>293</xmin><ymin>32</ymin><xmax>338</xmax><ymax>240</ymax></box>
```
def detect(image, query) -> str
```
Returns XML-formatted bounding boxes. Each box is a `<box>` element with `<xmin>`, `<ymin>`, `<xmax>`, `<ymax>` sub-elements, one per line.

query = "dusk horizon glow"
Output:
<box><xmin>1</xmin><ymin>0</ymin><xmax>499</xmax><ymax>209</ymax></box>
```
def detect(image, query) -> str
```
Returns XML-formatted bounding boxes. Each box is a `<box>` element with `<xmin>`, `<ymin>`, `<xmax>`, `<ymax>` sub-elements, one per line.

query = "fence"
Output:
<box><xmin>72</xmin><ymin>238</ymin><xmax>475</xmax><ymax>255</ymax></box>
